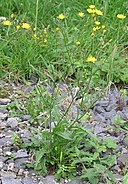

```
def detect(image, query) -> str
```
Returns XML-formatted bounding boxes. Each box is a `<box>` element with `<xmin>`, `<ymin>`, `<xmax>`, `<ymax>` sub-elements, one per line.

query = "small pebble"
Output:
<box><xmin>18</xmin><ymin>168</ymin><xmax>24</xmax><ymax>176</ymax></box>
<box><xmin>5</xmin><ymin>151</ymin><xmax>12</xmax><ymax>156</ymax></box>
<box><xmin>7</xmin><ymin>162</ymin><xmax>14</xmax><ymax>171</ymax></box>
<box><xmin>0</xmin><ymin>161</ymin><xmax>4</xmax><ymax>169</ymax></box>
<box><xmin>24</xmin><ymin>170</ymin><xmax>29</xmax><ymax>177</ymax></box>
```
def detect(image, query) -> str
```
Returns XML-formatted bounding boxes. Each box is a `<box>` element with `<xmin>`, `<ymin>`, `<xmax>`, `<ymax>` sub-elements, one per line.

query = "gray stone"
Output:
<box><xmin>113</xmin><ymin>165</ymin><xmax>121</xmax><ymax>172</ymax></box>
<box><xmin>6</xmin><ymin>117</ymin><xmax>18</xmax><ymax>128</ymax></box>
<box><xmin>94</xmin><ymin>125</ymin><xmax>106</xmax><ymax>134</ymax></box>
<box><xmin>0</xmin><ymin>156</ymin><xmax>8</xmax><ymax>162</ymax></box>
<box><xmin>14</xmin><ymin>158</ymin><xmax>28</xmax><ymax>169</ymax></box>
<box><xmin>118</xmin><ymin>153</ymin><xmax>128</xmax><ymax>165</ymax></box>
<box><xmin>0</xmin><ymin>113</ymin><xmax>8</xmax><ymax>120</ymax></box>
<box><xmin>20</xmin><ymin>115</ymin><xmax>31</xmax><ymax>121</ymax></box>
<box><xmin>0</xmin><ymin>109</ymin><xmax>8</xmax><ymax>114</ymax></box>
<box><xmin>7</xmin><ymin>162</ymin><xmax>15</xmax><ymax>171</ymax></box>
<box><xmin>95</xmin><ymin>100</ymin><xmax>109</xmax><ymax>107</ymax></box>
<box><xmin>0</xmin><ymin>161</ymin><xmax>4</xmax><ymax>169</ymax></box>
<box><xmin>0</xmin><ymin>137</ymin><xmax>13</xmax><ymax>147</ymax></box>
<box><xmin>14</xmin><ymin>150</ymin><xmax>28</xmax><ymax>159</ymax></box>
<box><xmin>0</xmin><ymin>133</ymin><xmax>5</xmax><ymax>138</ymax></box>
<box><xmin>5</xmin><ymin>151</ymin><xmax>12</xmax><ymax>156</ymax></box>
<box><xmin>1</xmin><ymin>178</ymin><xmax>22</xmax><ymax>184</ymax></box>
<box><xmin>114</xmin><ymin>173</ymin><xmax>122</xmax><ymax>181</ymax></box>
<box><xmin>0</xmin><ymin>120</ymin><xmax>6</xmax><ymax>129</ymax></box>
<box><xmin>40</xmin><ymin>175</ymin><xmax>58</xmax><ymax>184</ymax></box>
<box><xmin>17</xmin><ymin>169</ymin><xmax>24</xmax><ymax>176</ymax></box>
<box><xmin>0</xmin><ymin>171</ymin><xmax>16</xmax><ymax>178</ymax></box>
<box><xmin>93</xmin><ymin>114</ymin><xmax>106</xmax><ymax>122</ymax></box>
<box><xmin>121</xmin><ymin>148</ymin><xmax>127</xmax><ymax>154</ymax></box>
<box><xmin>104</xmin><ymin>109</ymin><xmax>116</xmax><ymax>119</ymax></box>
<box><xmin>116</xmin><ymin>111</ymin><xmax>128</xmax><ymax>120</ymax></box>
<box><xmin>94</xmin><ymin>106</ymin><xmax>105</xmax><ymax>114</ymax></box>
<box><xmin>105</xmin><ymin>103</ymin><xmax>117</xmax><ymax>112</ymax></box>
<box><xmin>3</xmin><ymin>146</ymin><xmax>11</xmax><ymax>152</ymax></box>
<box><xmin>0</xmin><ymin>98</ymin><xmax>11</xmax><ymax>105</ymax></box>
<box><xmin>22</xmin><ymin>177</ymin><xmax>37</xmax><ymax>184</ymax></box>
<box><xmin>123</xmin><ymin>136</ymin><xmax>128</xmax><ymax>146</ymax></box>
<box><xmin>67</xmin><ymin>179</ymin><xmax>82</xmax><ymax>184</ymax></box>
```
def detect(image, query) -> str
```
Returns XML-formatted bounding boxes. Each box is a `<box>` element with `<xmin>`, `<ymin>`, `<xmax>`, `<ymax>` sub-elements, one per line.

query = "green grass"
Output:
<box><xmin>0</xmin><ymin>0</ymin><xmax>128</xmax><ymax>87</ymax></box>
<box><xmin>0</xmin><ymin>1</ymin><xmax>128</xmax><ymax>183</ymax></box>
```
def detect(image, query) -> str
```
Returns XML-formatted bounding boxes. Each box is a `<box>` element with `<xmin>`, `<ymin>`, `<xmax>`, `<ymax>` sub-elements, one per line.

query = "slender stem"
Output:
<box><xmin>35</xmin><ymin>0</ymin><xmax>39</xmax><ymax>29</ymax></box>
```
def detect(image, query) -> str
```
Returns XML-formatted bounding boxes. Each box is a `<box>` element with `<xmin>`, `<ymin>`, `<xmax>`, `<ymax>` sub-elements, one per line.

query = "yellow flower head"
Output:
<box><xmin>78</xmin><ymin>12</ymin><xmax>85</xmax><ymax>18</ymax></box>
<box><xmin>94</xmin><ymin>21</ymin><xmax>100</xmax><ymax>25</ymax></box>
<box><xmin>87</xmin><ymin>56</ymin><xmax>96</xmax><ymax>63</ymax></box>
<box><xmin>103</xmin><ymin>29</ymin><xmax>106</xmax><ymax>33</ymax></box>
<box><xmin>3</xmin><ymin>20</ymin><xmax>12</xmax><ymax>26</ymax></box>
<box><xmin>10</xmin><ymin>13</ymin><xmax>14</xmax><ymax>18</ymax></box>
<box><xmin>91</xmin><ymin>13</ymin><xmax>96</xmax><ymax>17</ymax></box>
<box><xmin>102</xmin><ymin>25</ymin><xmax>105</xmax><ymax>29</ymax></box>
<box><xmin>95</xmin><ymin>9</ymin><xmax>103</xmax><ymax>16</ymax></box>
<box><xmin>16</xmin><ymin>25</ymin><xmax>20</xmax><ymax>30</ymax></box>
<box><xmin>33</xmin><ymin>34</ymin><xmax>37</xmax><ymax>39</ymax></box>
<box><xmin>33</xmin><ymin>27</ymin><xmax>36</xmax><ymax>31</ymax></box>
<box><xmin>93</xmin><ymin>27</ymin><xmax>97</xmax><ymax>32</ymax></box>
<box><xmin>76</xmin><ymin>41</ymin><xmax>81</xmax><ymax>46</ymax></box>
<box><xmin>43</xmin><ymin>29</ymin><xmax>47</xmax><ymax>34</ymax></box>
<box><xmin>87</xmin><ymin>8</ymin><xmax>94</xmax><ymax>14</ymax></box>
<box><xmin>58</xmin><ymin>13</ymin><xmax>65</xmax><ymax>20</ymax></box>
<box><xmin>89</xmin><ymin>5</ymin><xmax>95</xmax><ymax>9</ymax></box>
<box><xmin>22</xmin><ymin>23</ymin><xmax>30</xmax><ymax>30</ymax></box>
<box><xmin>56</xmin><ymin>27</ymin><xmax>60</xmax><ymax>31</ymax></box>
<box><xmin>117</xmin><ymin>14</ymin><xmax>126</xmax><ymax>19</ymax></box>
<box><xmin>44</xmin><ymin>39</ymin><xmax>47</xmax><ymax>43</ymax></box>
<box><xmin>93</xmin><ymin>26</ymin><xmax>100</xmax><ymax>32</ymax></box>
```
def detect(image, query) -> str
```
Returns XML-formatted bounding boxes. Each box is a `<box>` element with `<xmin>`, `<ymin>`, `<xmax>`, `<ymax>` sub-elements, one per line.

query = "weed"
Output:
<box><xmin>0</xmin><ymin>0</ymin><xmax>127</xmax><ymax>86</ymax></box>
<box><xmin>0</xmin><ymin>1</ymin><xmax>128</xmax><ymax>183</ymax></box>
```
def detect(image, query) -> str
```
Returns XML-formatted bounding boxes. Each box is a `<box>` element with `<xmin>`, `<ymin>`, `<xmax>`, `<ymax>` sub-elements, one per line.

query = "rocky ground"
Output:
<box><xmin>0</xmin><ymin>81</ymin><xmax>128</xmax><ymax>184</ymax></box>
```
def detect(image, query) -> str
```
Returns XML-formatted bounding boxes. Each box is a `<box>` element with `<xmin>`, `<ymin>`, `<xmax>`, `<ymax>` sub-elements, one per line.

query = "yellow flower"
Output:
<box><xmin>76</xmin><ymin>41</ymin><xmax>80</xmax><ymax>46</ymax></box>
<box><xmin>22</xmin><ymin>23</ymin><xmax>30</xmax><ymax>29</ymax></box>
<box><xmin>33</xmin><ymin>34</ymin><xmax>37</xmax><ymax>39</ymax></box>
<box><xmin>91</xmin><ymin>13</ymin><xmax>96</xmax><ymax>17</ymax></box>
<box><xmin>56</xmin><ymin>27</ymin><xmax>60</xmax><ymax>31</ymax></box>
<box><xmin>10</xmin><ymin>13</ymin><xmax>14</xmax><ymax>18</ymax></box>
<box><xmin>87</xmin><ymin>8</ymin><xmax>93</xmax><ymax>14</ymax></box>
<box><xmin>16</xmin><ymin>25</ymin><xmax>20</xmax><ymax>30</ymax></box>
<box><xmin>44</xmin><ymin>39</ymin><xmax>47</xmax><ymax>43</ymax></box>
<box><xmin>87</xmin><ymin>56</ymin><xmax>97</xmax><ymax>63</ymax></box>
<box><xmin>3</xmin><ymin>20</ymin><xmax>12</xmax><ymax>26</ymax></box>
<box><xmin>94</xmin><ymin>21</ymin><xmax>100</xmax><ymax>25</ymax></box>
<box><xmin>93</xmin><ymin>26</ymin><xmax>100</xmax><ymax>32</ymax></box>
<box><xmin>87</xmin><ymin>8</ymin><xmax>95</xmax><ymax>16</ymax></box>
<box><xmin>102</xmin><ymin>25</ymin><xmax>105</xmax><ymax>29</ymax></box>
<box><xmin>95</xmin><ymin>9</ymin><xmax>103</xmax><ymax>16</ymax></box>
<box><xmin>58</xmin><ymin>13</ymin><xmax>65</xmax><ymax>20</ymax></box>
<box><xmin>78</xmin><ymin>12</ymin><xmax>85</xmax><ymax>18</ymax></box>
<box><xmin>33</xmin><ymin>27</ymin><xmax>36</xmax><ymax>31</ymax></box>
<box><xmin>117</xmin><ymin>14</ymin><xmax>126</xmax><ymax>19</ymax></box>
<box><xmin>43</xmin><ymin>29</ymin><xmax>47</xmax><ymax>34</ymax></box>
<box><xmin>89</xmin><ymin>5</ymin><xmax>95</xmax><ymax>9</ymax></box>
<box><xmin>103</xmin><ymin>29</ymin><xmax>106</xmax><ymax>33</ymax></box>
<box><xmin>93</xmin><ymin>27</ymin><xmax>97</xmax><ymax>32</ymax></box>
